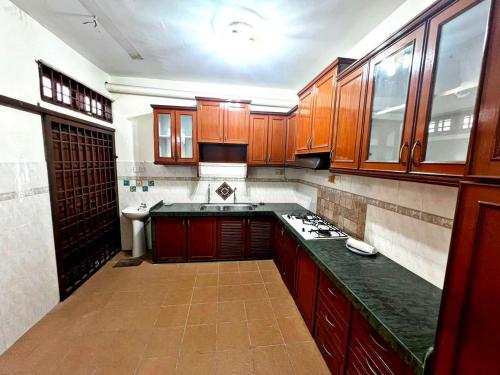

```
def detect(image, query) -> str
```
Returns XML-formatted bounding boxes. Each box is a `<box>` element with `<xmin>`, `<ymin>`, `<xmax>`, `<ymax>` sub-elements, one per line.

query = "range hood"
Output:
<box><xmin>290</xmin><ymin>154</ymin><xmax>330</xmax><ymax>169</ymax></box>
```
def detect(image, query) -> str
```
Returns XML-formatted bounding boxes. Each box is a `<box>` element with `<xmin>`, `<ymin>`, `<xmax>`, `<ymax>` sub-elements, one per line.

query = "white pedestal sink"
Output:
<box><xmin>122</xmin><ymin>205</ymin><xmax>150</xmax><ymax>258</ymax></box>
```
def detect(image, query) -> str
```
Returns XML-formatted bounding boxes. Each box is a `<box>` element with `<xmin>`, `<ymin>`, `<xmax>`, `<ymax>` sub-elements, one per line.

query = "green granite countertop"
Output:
<box><xmin>150</xmin><ymin>202</ymin><xmax>441</xmax><ymax>374</ymax></box>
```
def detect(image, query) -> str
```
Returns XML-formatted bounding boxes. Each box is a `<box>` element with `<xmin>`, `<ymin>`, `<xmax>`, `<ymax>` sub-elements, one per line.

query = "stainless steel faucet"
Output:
<box><xmin>207</xmin><ymin>184</ymin><xmax>211</xmax><ymax>204</ymax></box>
<box><xmin>233</xmin><ymin>187</ymin><xmax>237</xmax><ymax>204</ymax></box>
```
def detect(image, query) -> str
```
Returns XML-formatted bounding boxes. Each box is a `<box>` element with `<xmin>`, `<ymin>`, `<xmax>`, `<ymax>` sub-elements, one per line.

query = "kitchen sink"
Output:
<box><xmin>200</xmin><ymin>203</ymin><xmax>258</xmax><ymax>212</ymax></box>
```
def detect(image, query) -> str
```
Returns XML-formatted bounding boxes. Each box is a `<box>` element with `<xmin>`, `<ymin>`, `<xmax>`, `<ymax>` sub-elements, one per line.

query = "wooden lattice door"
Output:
<box><xmin>43</xmin><ymin>115</ymin><xmax>120</xmax><ymax>300</ymax></box>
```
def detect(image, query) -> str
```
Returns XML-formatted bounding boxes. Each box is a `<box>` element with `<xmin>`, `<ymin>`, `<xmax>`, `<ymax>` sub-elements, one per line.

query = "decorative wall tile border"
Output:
<box><xmin>116</xmin><ymin>175</ymin><xmax>453</xmax><ymax>229</ymax></box>
<box><xmin>0</xmin><ymin>186</ymin><xmax>49</xmax><ymax>202</ymax></box>
<box><xmin>287</xmin><ymin>178</ymin><xmax>454</xmax><ymax>229</ymax></box>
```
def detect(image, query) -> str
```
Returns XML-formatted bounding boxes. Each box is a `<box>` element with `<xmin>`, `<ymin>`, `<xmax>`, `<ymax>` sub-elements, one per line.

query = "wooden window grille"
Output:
<box><xmin>38</xmin><ymin>61</ymin><xmax>113</xmax><ymax>123</ymax></box>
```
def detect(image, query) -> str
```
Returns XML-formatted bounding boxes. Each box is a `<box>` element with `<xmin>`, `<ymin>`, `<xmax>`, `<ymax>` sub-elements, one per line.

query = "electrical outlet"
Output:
<box><xmin>328</xmin><ymin>175</ymin><xmax>336</xmax><ymax>183</ymax></box>
<box><xmin>133</xmin><ymin>166</ymin><xmax>145</xmax><ymax>173</ymax></box>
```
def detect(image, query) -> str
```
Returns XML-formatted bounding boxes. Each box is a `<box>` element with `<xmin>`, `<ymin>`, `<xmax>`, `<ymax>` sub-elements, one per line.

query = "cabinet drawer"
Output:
<box><xmin>319</xmin><ymin>273</ymin><xmax>351</xmax><ymax>324</ymax></box>
<box><xmin>315</xmin><ymin>297</ymin><xmax>349</xmax><ymax>353</ymax></box>
<box><xmin>348</xmin><ymin>310</ymin><xmax>406</xmax><ymax>375</ymax></box>
<box><xmin>315</xmin><ymin>320</ymin><xmax>345</xmax><ymax>375</ymax></box>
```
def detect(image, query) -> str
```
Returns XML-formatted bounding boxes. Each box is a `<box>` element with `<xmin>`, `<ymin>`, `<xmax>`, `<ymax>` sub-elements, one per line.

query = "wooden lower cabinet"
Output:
<box><xmin>187</xmin><ymin>217</ymin><xmax>217</xmax><ymax>261</ymax></box>
<box><xmin>295</xmin><ymin>246</ymin><xmax>319</xmax><ymax>330</ymax></box>
<box><xmin>154</xmin><ymin>217</ymin><xmax>186</xmax><ymax>262</ymax></box>
<box><xmin>281</xmin><ymin>231</ymin><xmax>298</xmax><ymax>295</ymax></box>
<box><xmin>246</xmin><ymin>217</ymin><xmax>274</xmax><ymax>259</ymax></box>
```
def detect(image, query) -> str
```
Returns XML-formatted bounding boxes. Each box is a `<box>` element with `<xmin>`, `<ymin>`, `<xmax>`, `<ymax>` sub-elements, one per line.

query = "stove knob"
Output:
<box><xmin>302</xmin><ymin>228</ymin><xmax>305</xmax><ymax>232</ymax></box>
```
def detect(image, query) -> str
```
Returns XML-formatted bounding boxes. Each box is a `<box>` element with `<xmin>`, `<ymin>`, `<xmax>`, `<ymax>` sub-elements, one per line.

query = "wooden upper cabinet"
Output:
<box><xmin>296</xmin><ymin>89</ymin><xmax>314</xmax><ymax>153</ymax></box>
<box><xmin>224</xmin><ymin>102</ymin><xmax>250</xmax><ymax>143</ymax></box>
<box><xmin>331</xmin><ymin>64</ymin><xmax>368</xmax><ymax>170</ymax></box>
<box><xmin>286</xmin><ymin>111</ymin><xmax>297</xmax><ymax>164</ymax></box>
<box><xmin>267</xmin><ymin>116</ymin><xmax>286</xmax><ymax>165</ymax></box>
<box><xmin>360</xmin><ymin>26</ymin><xmax>425</xmax><ymax>173</ymax></box>
<box><xmin>248</xmin><ymin>113</ymin><xmax>286</xmax><ymax>166</ymax></box>
<box><xmin>197</xmin><ymin>98</ymin><xmax>250</xmax><ymax>144</ymax></box>
<box><xmin>411</xmin><ymin>0</ymin><xmax>492</xmax><ymax>176</ymax></box>
<box><xmin>197</xmin><ymin>100</ymin><xmax>224</xmax><ymax>143</ymax></box>
<box><xmin>310</xmin><ymin>71</ymin><xmax>335</xmax><ymax>152</ymax></box>
<box><xmin>248</xmin><ymin>114</ymin><xmax>269</xmax><ymax>165</ymax></box>
<box><xmin>153</xmin><ymin>107</ymin><xmax>197</xmax><ymax>164</ymax></box>
<box><xmin>467</xmin><ymin>0</ymin><xmax>500</xmax><ymax>180</ymax></box>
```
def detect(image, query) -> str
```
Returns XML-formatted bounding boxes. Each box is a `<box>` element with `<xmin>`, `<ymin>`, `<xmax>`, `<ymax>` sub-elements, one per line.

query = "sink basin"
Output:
<box><xmin>122</xmin><ymin>206</ymin><xmax>150</xmax><ymax>220</ymax></box>
<box><xmin>122</xmin><ymin>205</ymin><xmax>150</xmax><ymax>258</ymax></box>
<box><xmin>200</xmin><ymin>203</ymin><xmax>257</xmax><ymax>212</ymax></box>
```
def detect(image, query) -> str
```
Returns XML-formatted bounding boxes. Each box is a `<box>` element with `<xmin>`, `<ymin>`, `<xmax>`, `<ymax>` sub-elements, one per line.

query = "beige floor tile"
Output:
<box><xmin>248</xmin><ymin>319</ymin><xmax>284</xmax><ymax>347</ymax></box>
<box><xmin>217</xmin><ymin>301</ymin><xmax>247</xmax><ymax>323</ymax></box>
<box><xmin>196</xmin><ymin>273</ymin><xmax>219</xmax><ymax>287</ymax></box>
<box><xmin>219</xmin><ymin>272</ymin><xmax>242</xmax><ymax>286</ymax></box>
<box><xmin>127</xmin><ymin>307</ymin><xmax>161</xmax><ymax>330</ymax></box>
<box><xmin>265</xmin><ymin>282</ymin><xmax>290</xmax><ymax>298</ymax></box>
<box><xmin>245</xmin><ymin>299</ymin><xmax>275</xmax><ymax>321</ymax></box>
<box><xmin>177</xmin><ymin>352</ymin><xmax>217</xmax><ymax>375</ymax></box>
<box><xmin>181</xmin><ymin>324</ymin><xmax>216</xmax><ymax>354</ymax></box>
<box><xmin>143</xmin><ymin>327</ymin><xmax>184</xmax><ymax>358</ymax></box>
<box><xmin>260</xmin><ymin>269</ymin><xmax>282</xmax><ymax>283</ymax></box>
<box><xmin>286</xmin><ymin>342</ymin><xmax>330</xmax><ymax>374</ymax></box>
<box><xmin>216</xmin><ymin>350</ymin><xmax>254</xmax><ymax>374</ymax></box>
<box><xmin>218</xmin><ymin>285</ymin><xmax>245</xmax><ymax>302</ymax></box>
<box><xmin>270</xmin><ymin>297</ymin><xmax>300</xmax><ymax>319</ymax></box>
<box><xmin>217</xmin><ymin>321</ymin><xmax>251</xmax><ymax>351</ymax></box>
<box><xmin>155</xmin><ymin>305</ymin><xmax>189</xmax><ymax>328</ymax></box>
<box><xmin>251</xmin><ymin>345</ymin><xmax>294</xmax><ymax>375</ymax></box>
<box><xmin>243</xmin><ymin>284</ymin><xmax>269</xmax><ymax>300</ymax></box>
<box><xmin>256</xmin><ymin>260</ymin><xmax>276</xmax><ymax>271</ymax></box>
<box><xmin>162</xmin><ymin>286</ymin><xmax>193</xmax><ymax>305</ymax></box>
<box><xmin>238</xmin><ymin>260</ymin><xmax>259</xmax><ymax>272</ymax></box>
<box><xmin>135</xmin><ymin>356</ymin><xmax>177</xmax><ymax>375</ymax></box>
<box><xmin>196</xmin><ymin>262</ymin><xmax>220</xmax><ymax>274</ymax></box>
<box><xmin>188</xmin><ymin>302</ymin><xmax>217</xmax><ymax>325</ymax></box>
<box><xmin>277</xmin><ymin>317</ymin><xmax>313</xmax><ymax>344</ymax></box>
<box><xmin>219</xmin><ymin>261</ymin><xmax>240</xmax><ymax>273</ymax></box>
<box><xmin>192</xmin><ymin>286</ymin><xmax>218</xmax><ymax>303</ymax></box>
<box><xmin>240</xmin><ymin>271</ymin><xmax>263</xmax><ymax>284</ymax></box>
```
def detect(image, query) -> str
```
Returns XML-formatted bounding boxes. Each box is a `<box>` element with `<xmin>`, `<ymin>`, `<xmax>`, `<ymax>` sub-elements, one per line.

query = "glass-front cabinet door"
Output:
<box><xmin>175</xmin><ymin>111</ymin><xmax>197</xmax><ymax>163</ymax></box>
<box><xmin>154</xmin><ymin>110</ymin><xmax>175</xmax><ymax>162</ymax></box>
<box><xmin>360</xmin><ymin>26</ymin><xmax>425</xmax><ymax>172</ymax></box>
<box><xmin>412</xmin><ymin>0</ymin><xmax>492</xmax><ymax>175</ymax></box>
<box><xmin>154</xmin><ymin>108</ymin><xmax>197</xmax><ymax>164</ymax></box>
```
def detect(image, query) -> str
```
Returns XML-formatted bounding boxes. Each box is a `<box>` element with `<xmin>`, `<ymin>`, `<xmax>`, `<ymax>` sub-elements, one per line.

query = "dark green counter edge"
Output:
<box><xmin>150</xmin><ymin>202</ymin><xmax>442</xmax><ymax>374</ymax></box>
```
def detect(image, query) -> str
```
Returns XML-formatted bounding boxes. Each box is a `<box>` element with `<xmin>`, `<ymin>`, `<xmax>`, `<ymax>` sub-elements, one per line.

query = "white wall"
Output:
<box><xmin>346</xmin><ymin>0</ymin><xmax>436</xmax><ymax>58</ymax></box>
<box><xmin>0</xmin><ymin>0</ymin><xmax>111</xmax><ymax>354</ymax></box>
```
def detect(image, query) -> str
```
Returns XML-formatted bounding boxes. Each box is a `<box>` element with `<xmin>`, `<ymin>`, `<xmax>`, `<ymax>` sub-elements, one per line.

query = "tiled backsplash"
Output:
<box><xmin>317</xmin><ymin>188</ymin><xmax>367</xmax><ymax>239</ymax></box>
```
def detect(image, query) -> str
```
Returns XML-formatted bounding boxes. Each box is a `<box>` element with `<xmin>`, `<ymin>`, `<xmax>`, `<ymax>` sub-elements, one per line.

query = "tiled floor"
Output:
<box><xmin>0</xmin><ymin>253</ymin><xmax>330</xmax><ymax>374</ymax></box>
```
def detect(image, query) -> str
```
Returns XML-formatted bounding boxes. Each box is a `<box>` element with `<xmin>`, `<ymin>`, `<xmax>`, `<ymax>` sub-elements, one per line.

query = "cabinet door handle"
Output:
<box><xmin>281</xmin><ymin>228</ymin><xmax>284</xmax><ymax>236</ymax></box>
<box><xmin>324</xmin><ymin>314</ymin><xmax>336</xmax><ymax>328</ymax></box>
<box><xmin>365</xmin><ymin>357</ymin><xmax>381</xmax><ymax>375</ymax></box>
<box><xmin>369</xmin><ymin>332</ymin><xmax>389</xmax><ymax>352</ymax></box>
<box><xmin>327</xmin><ymin>287</ymin><xmax>338</xmax><ymax>298</ymax></box>
<box><xmin>330</xmin><ymin>148</ymin><xmax>335</xmax><ymax>161</ymax></box>
<box><xmin>399</xmin><ymin>142</ymin><xmax>409</xmax><ymax>165</ymax></box>
<box><xmin>410</xmin><ymin>140</ymin><xmax>422</xmax><ymax>166</ymax></box>
<box><xmin>322</xmin><ymin>343</ymin><xmax>333</xmax><ymax>357</ymax></box>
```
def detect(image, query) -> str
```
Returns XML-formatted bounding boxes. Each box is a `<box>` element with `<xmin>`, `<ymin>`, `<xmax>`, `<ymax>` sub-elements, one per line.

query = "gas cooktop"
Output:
<box><xmin>281</xmin><ymin>213</ymin><xmax>348</xmax><ymax>240</ymax></box>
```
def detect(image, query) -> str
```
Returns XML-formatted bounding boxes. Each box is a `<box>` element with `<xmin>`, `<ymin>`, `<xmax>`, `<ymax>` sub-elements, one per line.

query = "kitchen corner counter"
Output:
<box><xmin>150</xmin><ymin>202</ymin><xmax>441</xmax><ymax>374</ymax></box>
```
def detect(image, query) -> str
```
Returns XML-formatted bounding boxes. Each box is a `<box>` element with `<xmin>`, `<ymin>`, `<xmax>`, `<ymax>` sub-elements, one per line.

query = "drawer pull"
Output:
<box><xmin>369</xmin><ymin>333</ymin><xmax>389</xmax><ymax>352</ymax></box>
<box><xmin>327</xmin><ymin>287</ymin><xmax>339</xmax><ymax>298</ymax></box>
<box><xmin>322</xmin><ymin>343</ymin><xmax>333</xmax><ymax>357</ymax></box>
<box><xmin>324</xmin><ymin>314</ymin><xmax>336</xmax><ymax>328</ymax></box>
<box><xmin>365</xmin><ymin>357</ymin><xmax>381</xmax><ymax>375</ymax></box>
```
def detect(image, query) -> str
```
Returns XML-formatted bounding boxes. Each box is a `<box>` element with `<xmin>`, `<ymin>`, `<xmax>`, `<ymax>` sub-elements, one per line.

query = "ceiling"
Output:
<box><xmin>12</xmin><ymin>0</ymin><xmax>407</xmax><ymax>90</ymax></box>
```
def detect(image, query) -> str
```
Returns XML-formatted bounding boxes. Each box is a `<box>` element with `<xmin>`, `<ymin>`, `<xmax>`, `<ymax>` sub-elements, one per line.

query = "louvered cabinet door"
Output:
<box><xmin>246</xmin><ymin>218</ymin><xmax>274</xmax><ymax>259</ymax></box>
<box><xmin>217</xmin><ymin>218</ymin><xmax>246</xmax><ymax>259</ymax></box>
